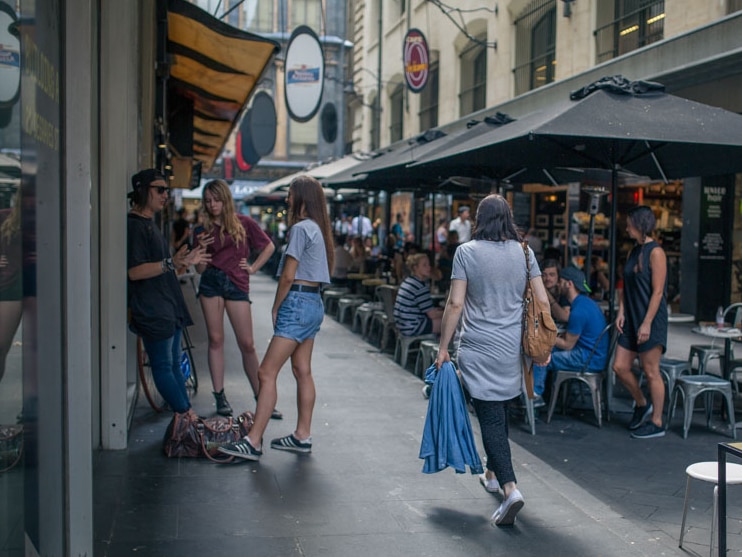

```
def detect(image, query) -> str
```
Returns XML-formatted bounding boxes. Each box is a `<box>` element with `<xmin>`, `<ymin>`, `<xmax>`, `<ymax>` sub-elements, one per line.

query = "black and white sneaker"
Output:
<box><xmin>218</xmin><ymin>437</ymin><xmax>262</xmax><ymax>461</ymax></box>
<box><xmin>270</xmin><ymin>434</ymin><xmax>312</xmax><ymax>454</ymax></box>
<box><xmin>628</xmin><ymin>403</ymin><xmax>653</xmax><ymax>430</ymax></box>
<box><xmin>630</xmin><ymin>421</ymin><xmax>666</xmax><ymax>439</ymax></box>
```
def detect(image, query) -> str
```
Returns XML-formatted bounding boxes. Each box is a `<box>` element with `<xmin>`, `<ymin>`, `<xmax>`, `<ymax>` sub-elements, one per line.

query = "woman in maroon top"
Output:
<box><xmin>194</xmin><ymin>180</ymin><xmax>279</xmax><ymax>417</ymax></box>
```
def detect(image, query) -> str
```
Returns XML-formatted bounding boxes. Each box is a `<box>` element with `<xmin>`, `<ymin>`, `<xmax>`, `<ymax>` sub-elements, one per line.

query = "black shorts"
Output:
<box><xmin>198</xmin><ymin>267</ymin><xmax>250</xmax><ymax>302</ymax></box>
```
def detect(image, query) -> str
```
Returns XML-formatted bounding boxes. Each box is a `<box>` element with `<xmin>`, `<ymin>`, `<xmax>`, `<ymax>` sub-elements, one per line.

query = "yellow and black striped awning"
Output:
<box><xmin>166</xmin><ymin>0</ymin><xmax>280</xmax><ymax>172</ymax></box>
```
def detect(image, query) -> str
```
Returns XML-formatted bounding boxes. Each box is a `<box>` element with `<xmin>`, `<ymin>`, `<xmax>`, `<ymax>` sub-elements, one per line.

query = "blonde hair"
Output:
<box><xmin>201</xmin><ymin>180</ymin><xmax>246</xmax><ymax>246</ymax></box>
<box><xmin>405</xmin><ymin>253</ymin><xmax>428</xmax><ymax>273</ymax></box>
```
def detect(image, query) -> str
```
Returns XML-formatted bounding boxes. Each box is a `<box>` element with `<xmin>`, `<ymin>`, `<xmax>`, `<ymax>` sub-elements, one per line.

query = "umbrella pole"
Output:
<box><xmin>608</xmin><ymin>166</ymin><xmax>619</xmax><ymax>323</ymax></box>
<box><xmin>584</xmin><ymin>213</ymin><xmax>595</xmax><ymax>282</ymax></box>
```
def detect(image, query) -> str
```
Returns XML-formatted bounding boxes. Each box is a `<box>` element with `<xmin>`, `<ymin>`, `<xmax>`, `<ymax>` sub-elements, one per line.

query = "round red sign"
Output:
<box><xmin>403</xmin><ymin>28</ymin><xmax>429</xmax><ymax>93</ymax></box>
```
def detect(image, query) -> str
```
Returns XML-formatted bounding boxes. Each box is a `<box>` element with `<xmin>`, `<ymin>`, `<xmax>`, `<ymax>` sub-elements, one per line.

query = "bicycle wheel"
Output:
<box><xmin>137</xmin><ymin>336</ymin><xmax>166</xmax><ymax>412</ymax></box>
<box><xmin>181</xmin><ymin>328</ymin><xmax>198</xmax><ymax>394</ymax></box>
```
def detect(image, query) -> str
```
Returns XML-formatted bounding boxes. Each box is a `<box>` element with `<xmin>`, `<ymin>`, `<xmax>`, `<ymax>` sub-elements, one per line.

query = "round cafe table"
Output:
<box><xmin>691</xmin><ymin>325</ymin><xmax>742</xmax><ymax>380</ymax></box>
<box><xmin>668</xmin><ymin>313</ymin><xmax>695</xmax><ymax>323</ymax></box>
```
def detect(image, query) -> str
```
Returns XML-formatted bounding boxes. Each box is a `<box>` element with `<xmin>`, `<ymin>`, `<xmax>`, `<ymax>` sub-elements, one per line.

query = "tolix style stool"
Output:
<box><xmin>336</xmin><ymin>296</ymin><xmax>367</xmax><ymax>324</ymax></box>
<box><xmin>395</xmin><ymin>333</ymin><xmax>436</xmax><ymax>370</ymax></box>
<box><xmin>352</xmin><ymin>301</ymin><xmax>382</xmax><ymax>336</ymax></box>
<box><xmin>679</xmin><ymin>461</ymin><xmax>742</xmax><ymax>557</ymax></box>
<box><xmin>659</xmin><ymin>358</ymin><xmax>692</xmax><ymax>417</ymax></box>
<box><xmin>414</xmin><ymin>340</ymin><xmax>439</xmax><ymax>378</ymax></box>
<box><xmin>322</xmin><ymin>288</ymin><xmax>350</xmax><ymax>315</ymax></box>
<box><xmin>668</xmin><ymin>375</ymin><xmax>736</xmax><ymax>439</ymax></box>
<box><xmin>688</xmin><ymin>345</ymin><xmax>722</xmax><ymax>375</ymax></box>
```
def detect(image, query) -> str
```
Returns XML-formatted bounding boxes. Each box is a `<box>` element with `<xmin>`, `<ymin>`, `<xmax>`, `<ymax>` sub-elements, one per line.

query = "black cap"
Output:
<box><xmin>131</xmin><ymin>169</ymin><xmax>165</xmax><ymax>191</ymax></box>
<box><xmin>560</xmin><ymin>266</ymin><xmax>591</xmax><ymax>293</ymax></box>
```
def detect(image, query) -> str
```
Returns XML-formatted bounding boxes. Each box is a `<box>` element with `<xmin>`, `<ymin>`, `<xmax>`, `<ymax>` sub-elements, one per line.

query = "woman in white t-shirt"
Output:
<box><xmin>220</xmin><ymin>175</ymin><xmax>334</xmax><ymax>461</ymax></box>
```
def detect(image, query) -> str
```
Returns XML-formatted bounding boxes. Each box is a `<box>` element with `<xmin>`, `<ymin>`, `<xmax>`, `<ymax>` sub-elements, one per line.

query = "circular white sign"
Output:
<box><xmin>284</xmin><ymin>25</ymin><xmax>324</xmax><ymax>123</ymax></box>
<box><xmin>0</xmin><ymin>4</ymin><xmax>20</xmax><ymax>106</ymax></box>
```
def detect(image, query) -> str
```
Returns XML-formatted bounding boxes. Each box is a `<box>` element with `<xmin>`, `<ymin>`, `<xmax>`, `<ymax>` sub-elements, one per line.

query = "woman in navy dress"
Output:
<box><xmin>613</xmin><ymin>206</ymin><xmax>668</xmax><ymax>439</ymax></box>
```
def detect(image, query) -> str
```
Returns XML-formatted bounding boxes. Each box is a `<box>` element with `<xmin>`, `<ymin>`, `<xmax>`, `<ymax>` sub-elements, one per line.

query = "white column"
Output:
<box><xmin>99</xmin><ymin>0</ymin><xmax>140</xmax><ymax>449</ymax></box>
<box><xmin>64</xmin><ymin>0</ymin><xmax>93</xmax><ymax>553</ymax></box>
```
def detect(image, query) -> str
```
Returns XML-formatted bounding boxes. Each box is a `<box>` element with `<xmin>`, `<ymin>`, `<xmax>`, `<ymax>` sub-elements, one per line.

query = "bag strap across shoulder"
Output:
<box><xmin>521</xmin><ymin>241</ymin><xmax>532</xmax><ymax>300</ymax></box>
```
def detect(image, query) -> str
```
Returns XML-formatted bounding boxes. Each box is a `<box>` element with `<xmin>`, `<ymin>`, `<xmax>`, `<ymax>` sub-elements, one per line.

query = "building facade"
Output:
<box><xmin>346</xmin><ymin>0</ymin><xmax>742</xmax><ymax>318</ymax></box>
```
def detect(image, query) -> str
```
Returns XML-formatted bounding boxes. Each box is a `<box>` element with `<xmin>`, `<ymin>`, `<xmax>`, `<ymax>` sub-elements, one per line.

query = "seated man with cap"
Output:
<box><xmin>532</xmin><ymin>267</ymin><xmax>609</xmax><ymax>407</ymax></box>
<box><xmin>449</xmin><ymin>205</ymin><xmax>471</xmax><ymax>243</ymax></box>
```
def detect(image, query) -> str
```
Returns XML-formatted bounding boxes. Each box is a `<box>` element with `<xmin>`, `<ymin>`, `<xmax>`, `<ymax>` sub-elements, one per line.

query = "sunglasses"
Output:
<box><xmin>150</xmin><ymin>185</ymin><xmax>170</xmax><ymax>195</ymax></box>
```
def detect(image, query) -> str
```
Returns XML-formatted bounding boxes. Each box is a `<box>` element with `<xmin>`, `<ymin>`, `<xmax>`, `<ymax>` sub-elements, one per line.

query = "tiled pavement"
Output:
<box><xmin>94</xmin><ymin>274</ymin><xmax>742</xmax><ymax>556</ymax></box>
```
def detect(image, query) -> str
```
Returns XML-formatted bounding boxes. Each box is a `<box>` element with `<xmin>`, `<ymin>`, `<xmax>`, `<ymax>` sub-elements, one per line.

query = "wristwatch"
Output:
<box><xmin>161</xmin><ymin>257</ymin><xmax>175</xmax><ymax>273</ymax></box>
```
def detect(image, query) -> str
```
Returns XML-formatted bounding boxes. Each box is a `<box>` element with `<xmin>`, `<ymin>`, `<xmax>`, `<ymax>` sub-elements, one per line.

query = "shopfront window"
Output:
<box><xmin>0</xmin><ymin>0</ymin><xmax>24</xmax><ymax>550</ymax></box>
<box><xmin>3</xmin><ymin>0</ymin><xmax>65</xmax><ymax>553</ymax></box>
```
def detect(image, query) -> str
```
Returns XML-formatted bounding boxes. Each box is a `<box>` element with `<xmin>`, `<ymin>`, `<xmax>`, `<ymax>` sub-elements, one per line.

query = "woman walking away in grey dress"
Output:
<box><xmin>613</xmin><ymin>205</ymin><xmax>668</xmax><ymax>439</ymax></box>
<box><xmin>435</xmin><ymin>194</ymin><xmax>551</xmax><ymax>526</ymax></box>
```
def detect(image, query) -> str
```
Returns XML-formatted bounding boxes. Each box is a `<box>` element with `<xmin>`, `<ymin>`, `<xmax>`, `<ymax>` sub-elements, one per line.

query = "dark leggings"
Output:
<box><xmin>471</xmin><ymin>397</ymin><xmax>516</xmax><ymax>487</ymax></box>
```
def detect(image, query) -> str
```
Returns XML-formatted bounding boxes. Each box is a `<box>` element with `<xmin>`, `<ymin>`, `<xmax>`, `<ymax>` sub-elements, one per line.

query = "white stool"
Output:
<box><xmin>679</xmin><ymin>461</ymin><xmax>742</xmax><ymax>557</ymax></box>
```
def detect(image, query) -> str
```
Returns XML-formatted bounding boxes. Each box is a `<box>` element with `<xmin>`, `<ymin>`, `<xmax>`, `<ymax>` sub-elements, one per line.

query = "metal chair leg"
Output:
<box><xmin>711</xmin><ymin>485</ymin><xmax>718</xmax><ymax>557</ymax></box>
<box><xmin>679</xmin><ymin>475</ymin><xmax>692</xmax><ymax>548</ymax></box>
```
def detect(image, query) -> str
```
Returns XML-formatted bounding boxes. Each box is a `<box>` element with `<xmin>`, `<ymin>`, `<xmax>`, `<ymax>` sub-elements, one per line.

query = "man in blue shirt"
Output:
<box><xmin>533</xmin><ymin>267</ymin><xmax>608</xmax><ymax>406</ymax></box>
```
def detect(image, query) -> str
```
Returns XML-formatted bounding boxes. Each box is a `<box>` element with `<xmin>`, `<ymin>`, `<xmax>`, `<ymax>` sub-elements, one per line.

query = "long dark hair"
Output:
<box><xmin>472</xmin><ymin>194</ymin><xmax>523</xmax><ymax>242</ymax></box>
<box><xmin>627</xmin><ymin>205</ymin><xmax>656</xmax><ymax>241</ymax></box>
<box><xmin>288</xmin><ymin>175</ymin><xmax>334</xmax><ymax>275</ymax></box>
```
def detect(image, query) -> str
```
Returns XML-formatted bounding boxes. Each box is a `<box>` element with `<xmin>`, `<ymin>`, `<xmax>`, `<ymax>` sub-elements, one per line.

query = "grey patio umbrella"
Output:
<box><xmin>323</xmin><ymin>114</ymin><xmax>530</xmax><ymax>192</ymax></box>
<box><xmin>409</xmin><ymin>75</ymin><xmax>742</xmax><ymax>320</ymax></box>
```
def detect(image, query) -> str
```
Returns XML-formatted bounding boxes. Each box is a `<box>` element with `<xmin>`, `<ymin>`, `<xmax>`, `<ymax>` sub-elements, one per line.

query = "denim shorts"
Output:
<box><xmin>274</xmin><ymin>290</ymin><xmax>324</xmax><ymax>343</ymax></box>
<box><xmin>198</xmin><ymin>267</ymin><xmax>250</xmax><ymax>302</ymax></box>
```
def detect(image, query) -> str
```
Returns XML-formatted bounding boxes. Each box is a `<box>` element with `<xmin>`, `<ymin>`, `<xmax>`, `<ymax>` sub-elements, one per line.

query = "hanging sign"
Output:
<box><xmin>284</xmin><ymin>25</ymin><xmax>324</xmax><ymax>123</ymax></box>
<box><xmin>403</xmin><ymin>28</ymin><xmax>429</xmax><ymax>93</ymax></box>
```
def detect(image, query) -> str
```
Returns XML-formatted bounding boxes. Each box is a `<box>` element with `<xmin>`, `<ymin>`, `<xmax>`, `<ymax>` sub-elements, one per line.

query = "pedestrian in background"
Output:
<box><xmin>127</xmin><ymin>169</ymin><xmax>210</xmax><ymax>417</ymax></box>
<box><xmin>220</xmin><ymin>175</ymin><xmax>334</xmax><ymax>461</ymax></box>
<box><xmin>449</xmin><ymin>205</ymin><xmax>472</xmax><ymax>243</ymax></box>
<box><xmin>613</xmin><ymin>205</ymin><xmax>668</xmax><ymax>439</ymax></box>
<box><xmin>194</xmin><ymin>179</ymin><xmax>280</xmax><ymax>418</ymax></box>
<box><xmin>170</xmin><ymin>207</ymin><xmax>190</xmax><ymax>251</ymax></box>
<box><xmin>435</xmin><ymin>194</ymin><xmax>550</xmax><ymax>526</ymax></box>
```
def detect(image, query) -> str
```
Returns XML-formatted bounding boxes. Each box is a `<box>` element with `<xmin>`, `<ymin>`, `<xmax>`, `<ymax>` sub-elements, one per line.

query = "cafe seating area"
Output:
<box><xmin>319</xmin><ymin>276</ymin><xmax>742</xmax><ymax>440</ymax></box>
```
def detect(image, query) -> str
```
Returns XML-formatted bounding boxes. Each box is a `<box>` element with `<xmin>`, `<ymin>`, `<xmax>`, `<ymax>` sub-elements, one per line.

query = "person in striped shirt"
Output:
<box><xmin>393</xmin><ymin>253</ymin><xmax>443</xmax><ymax>336</ymax></box>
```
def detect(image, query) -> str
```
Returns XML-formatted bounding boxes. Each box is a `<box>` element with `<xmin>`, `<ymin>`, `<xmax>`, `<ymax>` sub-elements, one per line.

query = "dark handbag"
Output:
<box><xmin>0</xmin><ymin>424</ymin><xmax>23</xmax><ymax>473</ymax></box>
<box><xmin>521</xmin><ymin>241</ymin><xmax>557</xmax><ymax>397</ymax></box>
<box><xmin>163</xmin><ymin>410</ymin><xmax>253</xmax><ymax>463</ymax></box>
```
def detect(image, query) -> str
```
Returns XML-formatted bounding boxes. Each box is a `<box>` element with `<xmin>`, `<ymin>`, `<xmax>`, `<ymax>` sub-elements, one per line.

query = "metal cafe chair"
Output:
<box><xmin>547</xmin><ymin>324</ymin><xmax>618</xmax><ymax>428</ymax></box>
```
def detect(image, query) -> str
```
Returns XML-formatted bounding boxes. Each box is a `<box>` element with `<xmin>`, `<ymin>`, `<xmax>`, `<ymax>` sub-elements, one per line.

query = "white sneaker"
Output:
<box><xmin>491</xmin><ymin>488</ymin><xmax>524</xmax><ymax>526</ymax></box>
<box><xmin>478</xmin><ymin>473</ymin><xmax>499</xmax><ymax>494</ymax></box>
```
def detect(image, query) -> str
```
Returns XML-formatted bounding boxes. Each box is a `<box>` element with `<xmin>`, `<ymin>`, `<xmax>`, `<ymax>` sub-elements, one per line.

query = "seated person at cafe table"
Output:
<box><xmin>331</xmin><ymin>234</ymin><xmax>353</xmax><ymax>285</ymax></box>
<box><xmin>533</xmin><ymin>267</ymin><xmax>608</xmax><ymax>407</ymax></box>
<box><xmin>540</xmin><ymin>259</ymin><xmax>571</xmax><ymax>323</ymax></box>
<box><xmin>393</xmin><ymin>253</ymin><xmax>443</xmax><ymax>336</ymax></box>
